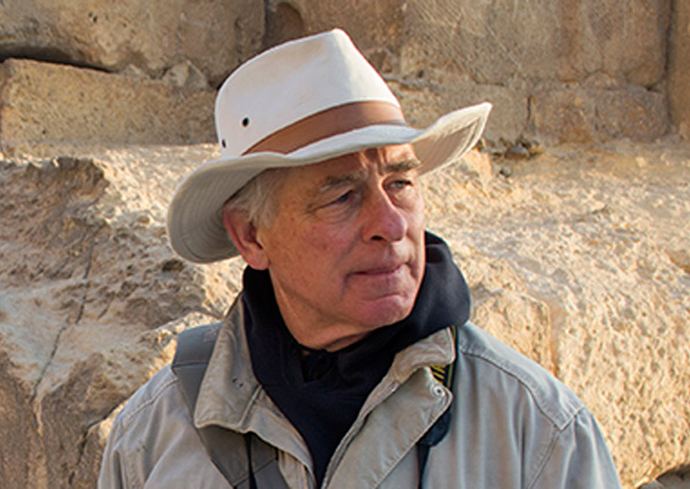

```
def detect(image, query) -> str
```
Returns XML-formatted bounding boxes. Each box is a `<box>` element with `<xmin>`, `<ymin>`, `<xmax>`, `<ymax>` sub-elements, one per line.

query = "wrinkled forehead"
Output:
<box><xmin>290</xmin><ymin>143</ymin><xmax>420</xmax><ymax>182</ymax></box>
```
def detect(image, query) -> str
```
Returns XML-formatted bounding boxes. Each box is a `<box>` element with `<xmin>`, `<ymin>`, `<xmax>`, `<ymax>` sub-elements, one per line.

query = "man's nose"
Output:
<box><xmin>361</xmin><ymin>188</ymin><xmax>407</xmax><ymax>243</ymax></box>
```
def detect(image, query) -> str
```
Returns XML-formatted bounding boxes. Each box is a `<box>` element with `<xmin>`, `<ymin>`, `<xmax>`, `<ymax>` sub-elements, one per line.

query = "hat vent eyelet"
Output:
<box><xmin>242</xmin><ymin>117</ymin><xmax>250</xmax><ymax>127</ymax></box>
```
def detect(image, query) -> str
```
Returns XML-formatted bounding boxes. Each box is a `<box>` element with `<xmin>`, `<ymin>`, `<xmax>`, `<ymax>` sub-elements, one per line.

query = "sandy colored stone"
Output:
<box><xmin>530</xmin><ymin>87</ymin><xmax>669</xmax><ymax>144</ymax></box>
<box><xmin>0</xmin><ymin>59</ymin><xmax>216</xmax><ymax>150</ymax></box>
<box><xmin>269</xmin><ymin>0</ymin><xmax>670</xmax><ymax>86</ymax></box>
<box><xmin>388</xmin><ymin>76</ymin><xmax>526</xmax><ymax>144</ymax></box>
<box><xmin>0</xmin><ymin>145</ymin><xmax>245</xmax><ymax>488</ymax></box>
<box><xmin>0</xmin><ymin>0</ymin><xmax>264</xmax><ymax>86</ymax></box>
<box><xmin>668</xmin><ymin>0</ymin><xmax>690</xmax><ymax>139</ymax></box>
<box><xmin>265</xmin><ymin>0</ymin><xmax>672</xmax><ymax>144</ymax></box>
<box><xmin>0</xmin><ymin>0</ymin><xmax>680</xmax><ymax>148</ymax></box>
<box><xmin>402</xmin><ymin>0</ymin><xmax>669</xmax><ymax>87</ymax></box>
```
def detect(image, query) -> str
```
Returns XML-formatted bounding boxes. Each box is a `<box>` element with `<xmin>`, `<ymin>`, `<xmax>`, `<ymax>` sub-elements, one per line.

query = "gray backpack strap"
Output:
<box><xmin>172</xmin><ymin>323</ymin><xmax>221</xmax><ymax>408</ymax></box>
<box><xmin>172</xmin><ymin>323</ymin><xmax>289</xmax><ymax>488</ymax></box>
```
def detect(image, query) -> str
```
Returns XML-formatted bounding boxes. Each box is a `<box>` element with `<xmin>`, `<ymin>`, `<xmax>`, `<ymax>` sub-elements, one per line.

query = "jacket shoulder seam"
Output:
<box><xmin>117</xmin><ymin>368</ymin><xmax>181</xmax><ymax>433</ymax></box>
<box><xmin>458</xmin><ymin>325</ymin><xmax>583</xmax><ymax>430</ymax></box>
<box><xmin>525</xmin><ymin>408</ymin><xmax>586</xmax><ymax>489</ymax></box>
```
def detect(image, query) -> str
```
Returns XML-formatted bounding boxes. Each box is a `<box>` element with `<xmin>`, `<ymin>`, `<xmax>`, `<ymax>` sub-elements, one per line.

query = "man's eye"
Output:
<box><xmin>389</xmin><ymin>179</ymin><xmax>412</xmax><ymax>190</ymax></box>
<box><xmin>332</xmin><ymin>190</ymin><xmax>353</xmax><ymax>204</ymax></box>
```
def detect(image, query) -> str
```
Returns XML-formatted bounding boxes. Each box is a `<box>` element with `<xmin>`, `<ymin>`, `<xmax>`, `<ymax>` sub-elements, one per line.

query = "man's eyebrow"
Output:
<box><xmin>316</xmin><ymin>171</ymin><xmax>366</xmax><ymax>195</ymax></box>
<box><xmin>384</xmin><ymin>158</ymin><xmax>422</xmax><ymax>173</ymax></box>
<box><xmin>314</xmin><ymin>158</ymin><xmax>421</xmax><ymax>195</ymax></box>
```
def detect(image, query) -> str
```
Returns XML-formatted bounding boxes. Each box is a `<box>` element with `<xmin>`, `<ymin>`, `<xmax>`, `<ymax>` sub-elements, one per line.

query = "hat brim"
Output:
<box><xmin>167</xmin><ymin>102</ymin><xmax>492</xmax><ymax>263</ymax></box>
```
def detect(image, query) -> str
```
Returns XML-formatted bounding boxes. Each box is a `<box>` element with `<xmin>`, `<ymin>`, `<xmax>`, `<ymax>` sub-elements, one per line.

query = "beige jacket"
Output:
<box><xmin>99</xmin><ymin>297</ymin><xmax>621</xmax><ymax>488</ymax></box>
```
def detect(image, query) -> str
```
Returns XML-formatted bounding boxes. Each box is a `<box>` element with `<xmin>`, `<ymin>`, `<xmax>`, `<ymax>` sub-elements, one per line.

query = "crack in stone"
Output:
<box><xmin>29</xmin><ymin>327</ymin><xmax>69</xmax><ymax>405</ymax></box>
<box><xmin>67</xmin><ymin>396</ymin><xmax>125</xmax><ymax>487</ymax></box>
<box><xmin>0</xmin><ymin>48</ymin><xmax>112</xmax><ymax>74</ymax></box>
<box><xmin>67</xmin><ymin>425</ymin><xmax>90</xmax><ymax>487</ymax></box>
<box><xmin>29</xmin><ymin>224</ymin><xmax>105</xmax><ymax>403</ymax></box>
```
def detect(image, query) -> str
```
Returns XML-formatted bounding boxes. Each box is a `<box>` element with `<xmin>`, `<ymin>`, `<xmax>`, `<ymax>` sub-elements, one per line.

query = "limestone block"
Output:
<box><xmin>0</xmin><ymin>59</ymin><xmax>216</xmax><ymax>150</ymax></box>
<box><xmin>388</xmin><ymin>77</ymin><xmax>528</xmax><ymax>144</ymax></box>
<box><xmin>402</xmin><ymin>0</ymin><xmax>670</xmax><ymax>87</ymax></box>
<box><xmin>0</xmin><ymin>145</ymin><xmax>245</xmax><ymax>488</ymax></box>
<box><xmin>267</xmin><ymin>0</ymin><xmax>671</xmax><ymax>145</ymax></box>
<box><xmin>530</xmin><ymin>87</ymin><xmax>668</xmax><ymax>144</ymax></box>
<box><xmin>668</xmin><ymin>0</ymin><xmax>690</xmax><ymax>138</ymax></box>
<box><xmin>270</xmin><ymin>0</ymin><xmax>669</xmax><ymax>87</ymax></box>
<box><xmin>264</xmin><ymin>0</ymin><xmax>404</xmax><ymax>68</ymax></box>
<box><xmin>0</xmin><ymin>0</ymin><xmax>264</xmax><ymax>87</ymax></box>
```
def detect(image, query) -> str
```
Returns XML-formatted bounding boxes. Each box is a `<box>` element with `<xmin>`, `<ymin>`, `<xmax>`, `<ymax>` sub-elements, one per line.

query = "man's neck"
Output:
<box><xmin>272</xmin><ymin>290</ymin><xmax>372</xmax><ymax>351</ymax></box>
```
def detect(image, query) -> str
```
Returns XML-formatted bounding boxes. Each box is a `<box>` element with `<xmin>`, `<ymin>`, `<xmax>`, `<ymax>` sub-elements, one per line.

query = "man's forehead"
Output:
<box><xmin>360</xmin><ymin>144</ymin><xmax>420</xmax><ymax>167</ymax></box>
<box><xmin>323</xmin><ymin>144</ymin><xmax>419</xmax><ymax>173</ymax></box>
<box><xmin>308</xmin><ymin>145</ymin><xmax>420</xmax><ymax>189</ymax></box>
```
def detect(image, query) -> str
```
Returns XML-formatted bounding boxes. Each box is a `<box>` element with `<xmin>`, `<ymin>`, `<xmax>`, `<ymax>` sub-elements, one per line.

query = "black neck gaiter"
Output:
<box><xmin>242</xmin><ymin>232</ymin><xmax>470</xmax><ymax>486</ymax></box>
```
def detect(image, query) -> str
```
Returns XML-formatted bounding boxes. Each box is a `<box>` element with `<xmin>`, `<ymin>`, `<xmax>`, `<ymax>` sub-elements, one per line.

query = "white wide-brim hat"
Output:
<box><xmin>167</xmin><ymin>29</ymin><xmax>491</xmax><ymax>263</ymax></box>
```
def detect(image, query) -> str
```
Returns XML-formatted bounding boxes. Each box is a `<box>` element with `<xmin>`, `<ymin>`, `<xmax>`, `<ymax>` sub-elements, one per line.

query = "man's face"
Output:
<box><xmin>256</xmin><ymin>144</ymin><xmax>426</xmax><ymax>351</ymax></box>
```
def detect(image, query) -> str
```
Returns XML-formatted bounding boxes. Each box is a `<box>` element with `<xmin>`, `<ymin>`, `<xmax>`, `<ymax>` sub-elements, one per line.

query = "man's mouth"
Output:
<box><xmin>355</xmin><ymin>262</ymin><xmax>405</xmax><ymax>276</ymax></box>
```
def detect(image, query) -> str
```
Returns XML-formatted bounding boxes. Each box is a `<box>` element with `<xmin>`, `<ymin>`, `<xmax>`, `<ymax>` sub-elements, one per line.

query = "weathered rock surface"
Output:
<box><xmin>0</xmin><ymin>146</ymin><xmax>245</xmax><ymax>488</ymax></box>
<box><xmin>668</xmin><ymin>0</ymin><xmax>690</xmax><ymax>139</ymax></box>
<box><xmin>530</xmin><ymin>87</ymin><xmax>668</xmax><ymax>144</ymax></box>
<box><xmin>0</xmin><ymin>139</ymin><xmax>688</xmax><ymax>488</ymax></box>
<box><xmin>265</xmin><ymin>0</ymin><xmax>673</xmax><ymax>145</ymax></box>
<box><xmin>0</xmin><ymin>58</ymin><xmax>216</xmax><ymax>151</ymax></box>
<box><xmin>0</xmin><ymin>0</ymin><xmax>684</xmax><ymax>150</ymax></box>
<box><xmin>0</xmin><ymin>0</ymin><xmax>264</xmax><ymax>87</ymax></box>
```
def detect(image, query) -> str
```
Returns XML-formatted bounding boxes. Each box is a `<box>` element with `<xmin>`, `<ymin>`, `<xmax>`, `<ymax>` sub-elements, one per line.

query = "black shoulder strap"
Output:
<box><xmin>171</xmin><ymin>323</ymin><xmax>289</xmax><ymax>489</ymax></box>
<box><xmin>417</xmin><ymin>324</ymin><xmax>459</xmax><ymax>489</ymax></box>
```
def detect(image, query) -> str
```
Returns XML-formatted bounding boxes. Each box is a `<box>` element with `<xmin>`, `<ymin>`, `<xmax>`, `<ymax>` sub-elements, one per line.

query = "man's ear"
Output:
<box><xmin>222</xmin><ymin>207</ymin><xmax>270</xmax><ymax>270</ymax></box>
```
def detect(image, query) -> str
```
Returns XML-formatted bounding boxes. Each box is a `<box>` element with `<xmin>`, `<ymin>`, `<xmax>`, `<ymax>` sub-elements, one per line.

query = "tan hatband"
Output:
<box><xmin>243</xmin><ymin>101</ymin><xmax>407</xmax><ymax>155</ymax></box>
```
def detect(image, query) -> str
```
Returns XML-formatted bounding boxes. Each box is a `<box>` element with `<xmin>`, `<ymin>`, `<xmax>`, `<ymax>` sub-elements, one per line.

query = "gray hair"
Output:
<box><xmin>222</xmin><ymin>168</ymin><xmax>287</xmax><ymax>229</ymax></box>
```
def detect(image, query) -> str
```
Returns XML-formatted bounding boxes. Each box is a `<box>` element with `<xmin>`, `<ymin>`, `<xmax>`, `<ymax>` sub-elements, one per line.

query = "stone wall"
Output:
<box><xmin>0</xmin><ymin>0</ymin><xmax>264</xmax><ymax>85</ymax></box>
<box><xmin>0</xmin><ymin>59</ymin><xmax>215</xmax><ymax>151</ymax></box>
<box><xmin>0</xmin><ymin>146</ymin><xmax>247</xmax><ymax>489</ymax></box>
<box><xmin>0</xmin><ymin>0</ymin><xmax>264</xmax><ymax>152</ymax></box>
<box><xmin>265</xmin><ymin>0</ymin><xmax>678</xmax><ymax>146</ymax></box>
<box><xmin>668</xmin><ymin>0</ymin><xmax>690</xmax><ymax>139</ymax></box>
<box><xmin>0</xmin><ymin>0</ymin><xmax>687</xmax><ymax>151</ymax></box>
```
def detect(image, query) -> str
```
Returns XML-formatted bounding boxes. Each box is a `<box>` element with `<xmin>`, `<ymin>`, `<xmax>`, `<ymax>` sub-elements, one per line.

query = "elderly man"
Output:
<box><xmin>99</xmin><ymin>29</ymin><xmax>621</xmax><ymax>488</ymax></box>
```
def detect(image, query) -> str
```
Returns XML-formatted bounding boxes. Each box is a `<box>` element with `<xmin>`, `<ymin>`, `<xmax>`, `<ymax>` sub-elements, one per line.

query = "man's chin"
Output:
<box><xmin>356</xmin><ymin>295</ymin><xmax>416</xmax><ymax>329</ymax></box>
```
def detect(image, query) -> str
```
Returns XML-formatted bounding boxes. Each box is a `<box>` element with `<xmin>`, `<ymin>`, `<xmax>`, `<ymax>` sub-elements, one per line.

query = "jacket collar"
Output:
<box><xmin>192</xmin><ymin>295</ymin><xmax>456</xmax><ymax>467</ymax></box>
